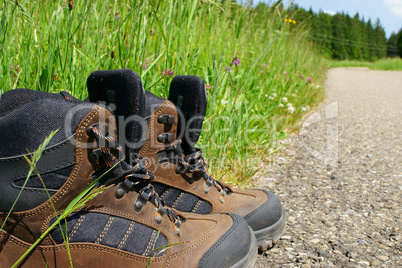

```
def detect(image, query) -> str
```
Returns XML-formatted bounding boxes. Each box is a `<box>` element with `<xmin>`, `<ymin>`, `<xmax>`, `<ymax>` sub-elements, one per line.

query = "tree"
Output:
<box><xmin>387</xmin><ymin>31</ymin><xmax>399</xmax><ymax>58</ymax></box>
<box><xmin>398</xmin><ymin>29</ymin><xmax>402</xmax><ymax>59</ymax></box>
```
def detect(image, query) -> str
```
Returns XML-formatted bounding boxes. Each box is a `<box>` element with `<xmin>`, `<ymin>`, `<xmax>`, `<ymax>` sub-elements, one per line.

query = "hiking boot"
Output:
<box><xmin>0</xmin><ymin>88</ymin><xmax>257</xmax><ymax>267</ymax></box>
<box><xmin>87</xmin><ymin>69</ymin><xmax>286</xmax><ymax>251</ymax></box>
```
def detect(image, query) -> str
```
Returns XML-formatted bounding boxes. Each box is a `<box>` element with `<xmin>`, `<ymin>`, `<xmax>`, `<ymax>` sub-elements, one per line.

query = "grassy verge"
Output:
<box><xmin>326</xmin><ymin>58</ymin><xmax>402</xmax><ymax>71</ymax></box>
<box><xmin>0</xmin><ymin>0</ymin><xmax>326</xmax><ymax>184</ymax></box>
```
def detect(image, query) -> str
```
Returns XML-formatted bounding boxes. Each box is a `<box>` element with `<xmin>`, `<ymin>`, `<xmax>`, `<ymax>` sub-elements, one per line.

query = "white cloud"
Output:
<box><xmin>324</xmin><ymin>10</ymin><xmax>336</xmax><ymax>16</ymax></box>
<box><xmin>384</xmin><ymin>0</ymin><xmax>402</xmax><ymax>17</ymax></box>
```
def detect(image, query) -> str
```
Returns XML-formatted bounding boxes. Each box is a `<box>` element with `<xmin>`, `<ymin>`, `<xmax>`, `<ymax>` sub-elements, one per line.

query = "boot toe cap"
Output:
<box><xmin>198</xmin><ymin>214</ymin><xmax>257</xmax><ymax>268</ymax></box>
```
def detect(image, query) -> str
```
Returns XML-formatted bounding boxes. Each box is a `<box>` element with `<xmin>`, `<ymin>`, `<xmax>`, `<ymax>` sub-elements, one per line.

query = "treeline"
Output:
<box><xmin>289</xmin><ymin>5</ymin><xmax>401</xmax><ymax>61</ymax></box>
<box><xmin>253</xmin><ymin>1</ymin><xmax>401</xmax><ymax>61</ymax></box>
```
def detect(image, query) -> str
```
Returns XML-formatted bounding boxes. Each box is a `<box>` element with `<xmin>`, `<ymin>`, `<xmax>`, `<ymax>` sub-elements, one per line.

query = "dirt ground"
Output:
<box><xmin>255</xmin><ymin>68</ymin><xmax>402</xmax><ymax>267</ymax></box>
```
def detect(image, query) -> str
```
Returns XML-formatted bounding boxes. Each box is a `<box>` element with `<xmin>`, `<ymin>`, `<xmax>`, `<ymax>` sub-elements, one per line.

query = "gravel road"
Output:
<box><xmin>255</xmin><ymin>68</ymin><xmax>402</xmax><ymax>267</ymax></box>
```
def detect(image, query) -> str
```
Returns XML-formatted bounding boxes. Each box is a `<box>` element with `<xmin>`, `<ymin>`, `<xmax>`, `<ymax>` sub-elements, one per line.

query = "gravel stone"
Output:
<box><xmin>254</xmin><ymin>68</ymin><xmax>402</xmax><ymax>267</ymax></box>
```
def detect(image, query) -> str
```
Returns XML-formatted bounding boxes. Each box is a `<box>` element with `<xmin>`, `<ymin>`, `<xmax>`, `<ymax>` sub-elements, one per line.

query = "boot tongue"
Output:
<box><xmin>168</xmin><ymin>75</ymin><xmax>207</xmax><ymax>155</ymax></box>
<box><xmin>87</xmin><ymin>69</ymin><xmax>146</xmax><ymax>159</ymax></box>
<box><xmin>144</xmin><ymin>91</ymin><xmax>166</xmax><ymax>118</ymax></box>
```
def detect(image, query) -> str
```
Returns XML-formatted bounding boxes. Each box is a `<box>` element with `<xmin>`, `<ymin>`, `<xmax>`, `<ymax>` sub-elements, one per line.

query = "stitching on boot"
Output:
<box><xmin>192</xmin><ymin>200</ymin><xmax>202</xmax><ymax>213</ymax></box>
<box><xmin>118</xmin><ymin>221</ymin><xmax>135</xmax><ymax>249</ymax></box>
<box><xmin>95</xmin><ymin>216</ymin><xmax>114</xmax><ymax>244</ymax></box>
<box><xmin>144</xmin><ymin>229</ymin><xmax>157</xmax><ymax>256</ymax></box>
<box><xmin>171</xmin><ymin>192</ymin><xmax>184</xmax><ymax>208</ymax></box>
<box><xmin>68</xmin><ymin>213</ymin><xmax>87</xmax><ymax>241</ymax></box>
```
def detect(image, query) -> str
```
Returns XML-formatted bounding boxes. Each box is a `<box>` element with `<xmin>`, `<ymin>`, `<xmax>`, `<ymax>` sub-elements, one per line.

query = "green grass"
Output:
<box><xmin>326</xmin><ymin>58</ymin><xmax>402</xmax><ymax>71</ymax></box>
<box><xmin>0</xmin><ymin>0</ymin><xmax>326</xmax><ymax>184</ymax></box>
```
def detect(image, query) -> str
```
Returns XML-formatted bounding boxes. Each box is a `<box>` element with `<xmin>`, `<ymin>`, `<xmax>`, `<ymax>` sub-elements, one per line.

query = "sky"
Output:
<box><xmin>254</xmin><ymin>0</ymin><xmax>402</xmax><ymax>37</ymax></box>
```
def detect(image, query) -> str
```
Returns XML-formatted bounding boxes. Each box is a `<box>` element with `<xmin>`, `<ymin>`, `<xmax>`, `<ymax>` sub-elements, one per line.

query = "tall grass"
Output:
<box><xmin>0</xmin><ymin>0</ymin><xmax>326</xmax><ymax>184</ymax></box>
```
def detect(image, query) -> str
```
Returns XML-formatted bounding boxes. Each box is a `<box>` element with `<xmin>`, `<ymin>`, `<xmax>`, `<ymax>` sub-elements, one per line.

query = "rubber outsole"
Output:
<box><xmin>231</xmin><ymin>226</ymin><xmax>258</xmax><ymax>268</ymax></box>
<box><xmin>254</xmin><ymin>205</ymin><xmax>286</xmax><ymax>252</ymax></box>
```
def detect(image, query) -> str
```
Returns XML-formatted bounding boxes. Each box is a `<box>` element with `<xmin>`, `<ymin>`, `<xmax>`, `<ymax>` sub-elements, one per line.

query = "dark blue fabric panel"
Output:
<box><xmin>152</xmin><ymin>182</ymin><xmax>169</xmax><ymax>196</ymax></box>
<box><xmin>152</xmin><ymin>232</ymin><xmax>168</xmax><ymax>257</ymax></box>
<box><xmin>161</xmin><ymin>188</ymin><xmax>182</xmax><ymax>207</ymax></box>
<box><xmin>100</xmin><ymin>216</ymin><xmax>132</xmax><ymax>248</ymax></box>
<box><xmin>68</xmin><ymin>213</ymin><xmax>109</xmax><ymax>243</ymax></box>
<box><xmin>121</xmin><ymin>222</ymin><xmax>153</xmax><ymax>255</ymax></box>
<box><xmin>174</xmin><ymin>192</ymin><xmax>200</xmax><ymax>212</ymax></box>
<box><xmin>50</xmin><ymin>212</ymin><xmax>82</xmax><ymax>244</ymax></box>
<box><xmin>195</xmin><ymin>200</ymin><xmax>212</xmax><ymax>214</ymax></box>
<box><xmin>13</xmin><ymin>165</ymin><xmax>73</xmax><ymax>190</ymax></box>
<box><xmin>0</xmin><ymin>97</ymin><xmax>93</xmax><ymax>158</ymax></box>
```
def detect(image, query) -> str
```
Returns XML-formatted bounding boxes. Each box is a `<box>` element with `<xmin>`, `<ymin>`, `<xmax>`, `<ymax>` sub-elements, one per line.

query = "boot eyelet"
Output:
<box><xmin>114</xmin><ymin>188</ymin><xmax>125</xmax><ymax>199</ymax></box>
<box><xmin>155</xmin><ymin>211</ymin><xmax>163</xmax><ymax>224</ymax></box>
<box><xmin>203</xmin><ymin>183</ymin><xmax>211</xmax><ymax>194</ymax></box>
<box><xmin>174</xmin><ymin>219</ymin><xmax>182</xmax><ymax>237</ymax></box>
<box><xmin>157</xmin><ymin>114</ymin><xmax>175</xmax><ymax>125</ymax></box>
<box><xmin>157</xmin><ymin>133</ymin><xmax>175</xmax><ymax>143</ymax></box>
<box><xmin>219</xmin><ymin>196</ymin><xmax>225</xmax><ymax>203</ymax></box>
<box><xmin>134</xmin><ymin>199</ymin><xmax>144</xmax><ymax>212</ymax></box>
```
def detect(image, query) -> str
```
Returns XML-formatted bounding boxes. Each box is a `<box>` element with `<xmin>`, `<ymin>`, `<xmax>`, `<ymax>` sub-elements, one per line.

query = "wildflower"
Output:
<box><xmin>139</xmin><ymin>61</ymin><xmax>147</xmax><ymax>70</ymax></box>
<box><xmin>301</xmin><ymin>74</ymin><xmax>305</xmax><ymax>79</ymax></box>
<box><xmin>272</xmin><ymin>93</ymin><xmax>277</xmax><ymax>97</ymax></box>
<box><xmin>221</xmin><ymin>99</ymin><xmax>229</xmax><ymax>105</ymax></box>
<box><xmin>287</xmin><ymin>103</ymin><xmax>293</xmax><ymax>107</ymax></box>
<box><xmin>225</xmin><ymin>66</ymin><xmax>231</xmax><ymax>72</ymax></box>
<box><xmin>150</xmin><ymin>29</ymin><xmax>155</xmax><ymax>35</ymax></box>
<box><xmin>265</xmin><ymin>94</ymin><xmax>268</xmax><ymax>97</ymax></box>
<box><xmin>261</xmin><ymin>71</ymin><xmax>265</xmax><ymax>74</ymax></box>
<box><xmin>287</xmin><ymin>106</ymin><xmax>295</xmax><ymax>113</ymax></box>
<box><xmin>301</xmin><ymin>107</ymin><xmax>307</xmax><ymax>112</ymax></box>
<box><xmin>282</xmin><ymin>97</ymin><xmax>288</xmax><ymax>102</ymax></box>
<box><xmin>307</xmin><ymin>77</ymin><xmax>312</xmax><ymax>83</ymax></box>
<box><xmin>284</xmin><ymin>18</ymin><xmax>296</xmax><ymax>24</ymax></box>
<box><xmin>210</xmin><ymin>36</ymin><xmax>213</xmax><ymax>39</ymax></box>
<box><xmin>15</xmin><ymin>65</ymin><xmax>20</xmax><ymax>72</ymax></box>
<box><xmin>231</xmin><ymin>57</ymin><xmax>240</xmax><ymax>67</ymax></box>
<box><xmin>262</xmin><ymin>64</ymin><xmax>268</xmax><ymax>68</ymax></box>
<box><xmin>291</xmin><ymin>93</ymin><xmax>296</xmax><ymax>97</ymax></box>
<box><xmin>205</xmin><ymin>84</ymin><xmax>211</xmax><ymax>90</ymax></box>
<box><xmin>283</xmin><ymin>71</ymin><xmax>288</xmax><ymax>76</ymax></box>
<box><xmin>306</xmin><ymin>105</ymin><xmax>310</xmax><ymax>111</ymax></box>
<box><xmin>162</xmin><ymin>68</ymin><xmax>174</xmax><ymax>77</ymax></box>
<box><xmin>278</xmin><ymin>103</ymin><xmax>284</xmax><ymax>108</ymax></box>
<box><xmin>114</xmin><ymin>13</ymin><xmax>120</xmax><ymax>21</ymax></box>
<box><xmin>269</xmin><ymin>96</ymin><xmax>274</xmax><ymax>100</ymax></box>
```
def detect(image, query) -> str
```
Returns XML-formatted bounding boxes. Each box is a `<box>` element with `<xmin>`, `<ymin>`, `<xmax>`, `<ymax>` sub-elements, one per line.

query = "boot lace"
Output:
<box><xmin>155</xmin><ymin>115</ymin><xmax>230</xmax><ymax>203</ymax></box>
<box><xmin>87</xmin><ymin>123</ymin><xmax>183</xmax><ymax>236</ymax></box>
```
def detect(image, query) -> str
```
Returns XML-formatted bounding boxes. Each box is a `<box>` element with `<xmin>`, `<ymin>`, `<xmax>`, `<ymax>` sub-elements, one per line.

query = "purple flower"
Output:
<box><xmin>261</xmin><ymin>71</ymin><xmax>265</xmax><ymax>74</ymax></box>
<box><xmin>283</xmin><ymin>71</ymin><xmax>288</xmax><ymax>76</ymax></box>
<box><xmin>114</xmin><ymin>13</ymin><xmax>120</xmax><ymax>21</ymax></box>
<box><xmin>205</xmin><ymin>84</ymin><xmax>211</xmax><ymax>90</ymax></box>
<box><xmin>262</xmin><ymin>64</ymin><xmax>267</xmax><ymax>68</ymax></box>
<box><xmin>150</xmin><ymin>29</ymin><xmax>155</xmax><ymax>35</ymax></box>
<box><xmin>225</xmin><ymin>66</ymin><xmax>231</xmax><ymax>72</ymax></box>
<box><xmin>231</xmin><ymin>56</ymin><xmax>240</xmax><ymax>67</ymax></box>
<box><xmin>162</xmin><ymin>68</ymin><xmax>174</xmax><ymax>77</ymax></box>
<box><xmin>307</xmin><ymin>77</ymin><xmax>312</xmax><ymax>83</ymax></box>
<box><xmin>301</xmin><ymin>74</ymin><xmax>305</xmax><ymax>79</ymax></box>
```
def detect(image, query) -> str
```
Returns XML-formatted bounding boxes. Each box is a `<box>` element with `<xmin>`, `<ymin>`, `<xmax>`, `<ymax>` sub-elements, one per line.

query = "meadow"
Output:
<box><xmin>0</xmin><ymin>0</ymin><xmax>326</xmax><ymax>184</ymax></box>
<box><xmin>326</xmin><ymin>58</ymin><xmax>402</xmax><ymax>71</ymax></box>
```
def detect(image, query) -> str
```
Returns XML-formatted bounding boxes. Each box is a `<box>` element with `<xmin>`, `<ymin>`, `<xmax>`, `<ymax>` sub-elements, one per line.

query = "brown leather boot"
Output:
<box><xmin>87</xmin><ymin>70</ymin><xmax>286</xmax><ymax>251</ymax></box>
<box><xmin>0</xmin><ymin>88</ymin><xmax>257</xmax><ymax>267</ymax></box>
